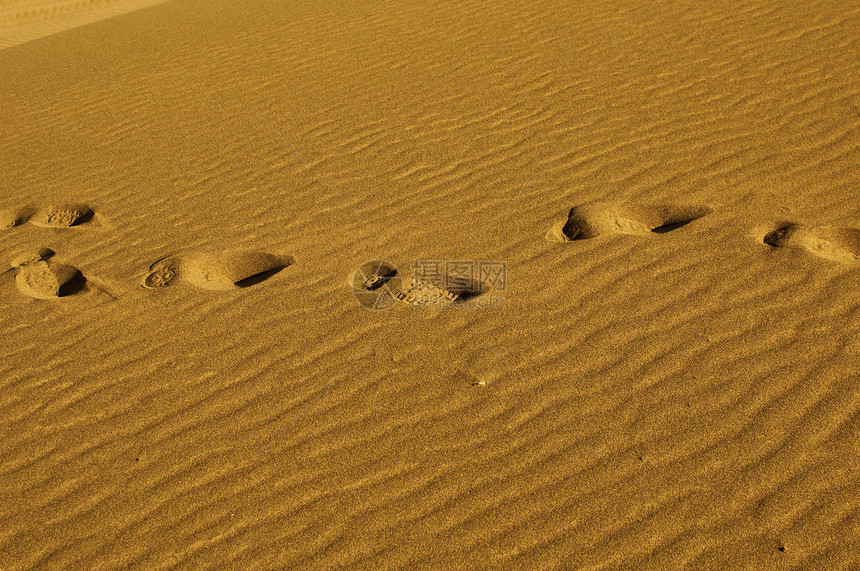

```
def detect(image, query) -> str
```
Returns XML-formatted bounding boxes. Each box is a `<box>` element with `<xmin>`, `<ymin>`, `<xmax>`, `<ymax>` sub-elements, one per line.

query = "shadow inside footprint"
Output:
<box><xmin>68</xmin><ymin>209</ymin><xmax>94</xmax><ymax>226</ymax></box>
<box><xmin>763</xmin><ymin>225</ymin><xmax>796</xmax><ymax>247</ymax></box>
<box><xmin>652</xmin><ymin>218</ymin><xmax>699</xmax><ymax>233</ymax></box>
<box><xmin>235</xmin><ymin>265</ymin><xmax>290</xmax><ymax>288</ymax></box>
<box><xmin>58</xmin><ymin>271</ymin><xmax>88</xmax><ymax>297</ymax></box>
<box><xmin>446</xmin><ymin>275</ymin><xmax>489</xmax><ymax>301</ymax></box>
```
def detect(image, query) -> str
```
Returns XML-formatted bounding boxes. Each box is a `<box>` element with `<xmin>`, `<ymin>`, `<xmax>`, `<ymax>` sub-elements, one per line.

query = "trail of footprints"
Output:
<box><xmin>1</xmin><ymin>204</ymin><xmax>293</xmax><ymax>300</ymax></box>
<box><xmin>546</xmin><ymin>201</ymin><xmax>859</xmax><ymax>265</ymax></box>
<box><xmin>1</xmin><ymin>200</ymin><xmax>858</xmax><ymax>302</ymax></box>
<box><xmin>0</xmin><ymin>204</ymin><xmax>98</xmax><ymax>300</ymax></box>
<box><xmin>1</xmin><ymin>204</ymin><xmax>93</xmax><ymax>229</ymax></box>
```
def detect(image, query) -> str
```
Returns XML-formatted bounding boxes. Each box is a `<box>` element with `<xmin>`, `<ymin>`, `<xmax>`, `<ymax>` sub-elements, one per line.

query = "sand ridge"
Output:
<box><xmin>0</xmin><ymin>0</ymin><xmax>859</xmax><ymax>568</ymax></box>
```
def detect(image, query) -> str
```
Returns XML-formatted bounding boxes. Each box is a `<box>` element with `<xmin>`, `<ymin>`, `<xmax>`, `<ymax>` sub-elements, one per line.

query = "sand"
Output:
<box><xmin>0</xmin><ymin>0</ymin><xmax>858</xmax><ymax>568</ymax></box>
<box><xmin>0</xmin><ymin>0</ymin><xmax>172</xmax><ymax>49</ymax></box>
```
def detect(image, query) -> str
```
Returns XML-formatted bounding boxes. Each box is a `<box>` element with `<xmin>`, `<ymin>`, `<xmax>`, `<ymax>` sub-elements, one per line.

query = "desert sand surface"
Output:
<box><xmin>0</xmin><ymin>0</ymin><xmax>171</xmax><ymax>48</ymax></box>
<box><xmin>0</xmin><ymin>0</ymin><xmax>858</xmax><ymax>568</ymax></box>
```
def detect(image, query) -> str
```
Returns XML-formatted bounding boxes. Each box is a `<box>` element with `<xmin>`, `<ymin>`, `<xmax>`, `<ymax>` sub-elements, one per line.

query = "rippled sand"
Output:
<box><xmin>1</xmin><ymin>0</ymin><xmax>858</xmax><ymax>568</ymax></box>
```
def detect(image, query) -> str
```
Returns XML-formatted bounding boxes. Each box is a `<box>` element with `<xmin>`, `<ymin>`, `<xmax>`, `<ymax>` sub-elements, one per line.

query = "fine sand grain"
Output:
<box><xmin>1</xmin><ymin>0</ymin><xmax>858</xmax><ymax>569</ymax></box>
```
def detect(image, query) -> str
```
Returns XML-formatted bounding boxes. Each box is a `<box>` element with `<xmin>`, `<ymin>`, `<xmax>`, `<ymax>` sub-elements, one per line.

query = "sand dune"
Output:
<box><xmin>1</xmin><ymin>0</ymin><xmax>859</xmax><ymax>568</ymax></box>
<box><xmin>0</xmin><ymin>0</ymin><xmax>171</xmax><ymax>48</ymax></box>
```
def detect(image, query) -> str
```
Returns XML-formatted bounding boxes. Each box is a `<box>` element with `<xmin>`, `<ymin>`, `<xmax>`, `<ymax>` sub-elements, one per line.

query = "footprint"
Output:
<box><xmin>351</xmin><ymin>260</ymin><xmax>400</xmax><ymax>292</ymax></box>
<box><xmin>397</xmin><ymin>274</ymin><xmax>490</xmax><ymax>307</ymax></box>
<box><xmin>11</xmin><ymin>248</ymin><xmax>86</xmax><ymax>299</ymax></box>
<box><xmin>30</xmin><ymin>204</ymin><xmax>94</xmax><ymax>228</ymax></box>
<box><xmin>546</xmin><ymin>202</ymin><xmax>712</xmax><ymax>241</ymax></box>
<box><xmin>142</xmin><ymin>256</ymin><xmax>181</xmax><ymax>289</ymax></box>
<box><xmin>1</xmin><ymin>208</ymin><xmax>24</xmax><ymax>229</ymax></box>
<box><xmin>760</xmin><ymin>222</ymin><xmax>860</xmax><ymax>265</ymax></box>
<box><xmin>10</xmin><ymin>247</ymin><xmax>56</xmax><ymax>268</ymax></box>
<box><xmin>143</xmin><ymin>251</ymin><xmax>293</xmax><ymax>291</ymax></box>
<box><xmin>351</xmin><ymin>260</ymin><xmax>402</xmax><ymax>310</ymax></box>
<box><xmin>397</xmin><ymin>277</ymin><xmax>459</xmax><ymax>307</ymax></box>
<box><xmin>444</xmin><ymin>273</ymin><xmax>490</xmax><ymax>301</ymax></box>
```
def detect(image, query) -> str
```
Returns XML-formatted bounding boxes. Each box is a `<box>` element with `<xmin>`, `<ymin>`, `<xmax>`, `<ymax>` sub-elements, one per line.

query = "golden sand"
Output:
<box><xmin>0</xmin><ymin>0</ymin><xmax>172</xmax><ymax>48</ymax></box>
<box><xmin>1</xmin><ymin>0</ymin><xmax>858</xmax><ymax>568</ymax></box>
